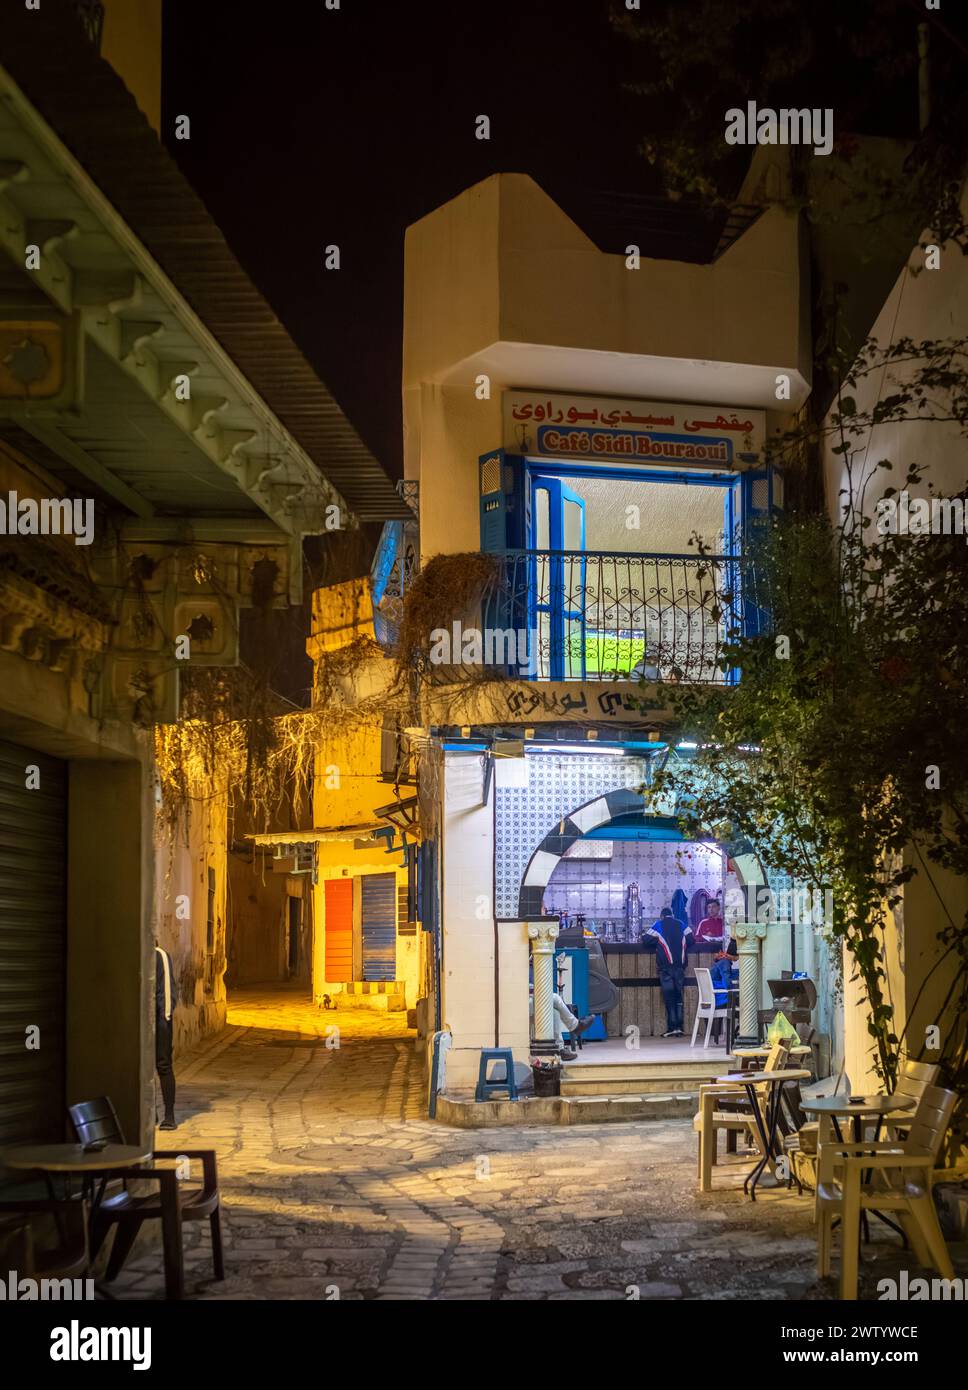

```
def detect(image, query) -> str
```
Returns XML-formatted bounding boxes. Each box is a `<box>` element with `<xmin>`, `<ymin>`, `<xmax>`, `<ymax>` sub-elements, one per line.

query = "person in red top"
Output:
<box><xmin>694</xmin><ymin>898</ymin><xmax>726</xmax><ymax>944</ymax></box>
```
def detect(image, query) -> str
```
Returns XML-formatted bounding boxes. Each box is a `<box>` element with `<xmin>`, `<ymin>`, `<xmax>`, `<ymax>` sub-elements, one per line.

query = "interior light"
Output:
<box><xmin>528</xmin><ymin>743</ymin><xmax>626</xmax><ymax>755</ymax></box>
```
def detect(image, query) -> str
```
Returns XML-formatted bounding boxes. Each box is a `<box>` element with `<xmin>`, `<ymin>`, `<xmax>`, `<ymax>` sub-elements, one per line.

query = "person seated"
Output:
<box><xmin>709</xmin><ymin>952</ymin><xmax>733</xmax><ymax>1007</ymax></box>
<box><xmin>553</xmin><ymin>995</ymin><xmax>594</xmax><ymax>1061</ymax></box>
<box><xmin>528</xmin><ymin>985</ymin><xmax>593</xmax><ymax>1062</ymax></box>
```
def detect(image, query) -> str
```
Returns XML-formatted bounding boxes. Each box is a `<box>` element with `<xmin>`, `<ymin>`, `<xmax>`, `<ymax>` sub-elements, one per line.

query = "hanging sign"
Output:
<box><xmin>504</xmin><ymin>391</ymin><xmax>765</xmax><ymax>469</ymax></box>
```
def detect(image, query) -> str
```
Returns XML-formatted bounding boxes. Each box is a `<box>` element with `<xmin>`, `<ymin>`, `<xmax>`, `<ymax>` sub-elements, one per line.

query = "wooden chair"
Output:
<box><xmin>691</xmin><ymin>967</ymin><xmax>727</xmax><ymax>1048</ymax></box>
<box><xmin>880</xmin><ymin>1059</ymin><xmax>939</xmax><ymax>1140</ymax></box>
<box><xmin>816</xmin><ymin>1084</ymin><xmax>956</xmax><ymax>1300</ymax></box>
<box><xmin>694</xmin><ymin>1040</ymin><xmax>791</xmax><ymax>1192</ymax></box>
<box><xmin>0</xmin><ymin>1197</ymin><xmax>90</xmax><ymax>1284</ymax></box>
<box><xmin>783</xmin><ymin>1072</ymin><xmax>851</xmax><ymax>1194</ymax></box>
<box><xmin>68</xmin><ymin>1096</ymin><xmax>223</xmax><ymax>1298</ymax></box>
<box><xmin>789</xmin><ymin>1058</ymin><xmax>941</xmax><ymax>1193</ymax></box>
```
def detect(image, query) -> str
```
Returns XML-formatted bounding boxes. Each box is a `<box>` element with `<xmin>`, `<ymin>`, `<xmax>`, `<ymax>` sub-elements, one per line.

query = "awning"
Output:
<box><xmin>247</xmin><ymin>825</ymin><xmax>385</xmax><ymax>848</ymax></box>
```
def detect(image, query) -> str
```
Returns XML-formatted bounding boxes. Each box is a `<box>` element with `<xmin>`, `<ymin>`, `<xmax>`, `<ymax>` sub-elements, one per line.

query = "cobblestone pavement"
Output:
<box><xmin>109</xmin><ymin>986</ymin><xmax>967</xmax><ymax>1301</ymax></box>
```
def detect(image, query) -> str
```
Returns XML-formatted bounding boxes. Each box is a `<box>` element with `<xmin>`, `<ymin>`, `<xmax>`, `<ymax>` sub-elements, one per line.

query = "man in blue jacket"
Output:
<box><xmin>645</xmin><ymin>907</ymin><xmax>692</xmax><ymax>1037</ymax></box>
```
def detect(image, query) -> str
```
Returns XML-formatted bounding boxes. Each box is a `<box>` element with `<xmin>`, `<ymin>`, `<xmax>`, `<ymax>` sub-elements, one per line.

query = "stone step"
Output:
<box><xmin>334</xmin><ymin>992</ymin><xmax>407</xmax><ymax>1012</ymax></box>
<box><xmin>561</xmin><ymin>1074</ymin><xmax>705</xmax><ymax>1096</ymax></box>
<box><xmin>435</xmin><ymin>1090</ymin><xmax>698</xmax><ymax>1127</ymax></box>
<box><xmin>339</xmin><ymin>980</ymin><xmax>406</xmax><ymax>995</ymax></box>
<box><xmin>560</xmin><ymin>1056</ymin><xmax>733</xmax><ymax>1096</ymax></box>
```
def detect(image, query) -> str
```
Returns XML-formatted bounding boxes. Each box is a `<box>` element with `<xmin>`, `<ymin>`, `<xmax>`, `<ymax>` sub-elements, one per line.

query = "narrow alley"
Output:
<box><xmin>105</xmin><ymin>989</ymin><xmax>931</xmax><ymax>1302</ymax></box>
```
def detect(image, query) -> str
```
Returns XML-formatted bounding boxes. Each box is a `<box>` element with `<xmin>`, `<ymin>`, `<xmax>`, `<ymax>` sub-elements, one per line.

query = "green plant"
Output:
<box><xmin>653</xmin><ymin>376</ymin><xmax>968</xmax><ymax>1116</ymax></box>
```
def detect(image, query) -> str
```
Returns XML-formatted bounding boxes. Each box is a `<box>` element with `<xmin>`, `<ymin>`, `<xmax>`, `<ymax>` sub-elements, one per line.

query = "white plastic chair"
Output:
<box><xmin>691</xmin><ymin>967</ymin><xmax>727</xmax><ymax>1048</ymax></box>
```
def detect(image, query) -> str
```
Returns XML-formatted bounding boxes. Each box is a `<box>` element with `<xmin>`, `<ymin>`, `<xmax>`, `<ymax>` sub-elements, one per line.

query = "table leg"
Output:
<box><xmin>743</xmin><ymin>1083</ymin><xmax>776</xmax><ymax>1200</ymax></box>
<box><xmin>851</xmin><ymin>1116</ymin><xmax>873</xmax><ymax>1244</ymax></box>
<box><xmin>754</xmin><ymin>1081</ymin><xmax>787</xmax><ymax>1199</ymax></box>
<box><xmin>840</xmin><ymin>1162</ymin><xmax>862</xmax><ymax>1300</ymax></box>
<box><xmin>157</xmin><ymin>1169</ymin><xmax>184</xmax><ymax>1300</ymax></box>
<box><xmin>862</xmin><ymin>1115</ymin><xmax>907</xmax><ymax>1245</ymax></box>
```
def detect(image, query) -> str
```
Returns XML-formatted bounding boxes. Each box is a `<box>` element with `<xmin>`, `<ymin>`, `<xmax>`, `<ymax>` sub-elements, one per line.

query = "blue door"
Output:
<box><xmin>361</xmin><ymin>872</ymin><xmax>396</xmax><ymax>982</ymax></box>
<box><xmin>531</xmin><ymin>476</ymin><xmax>586</xmax><ymax>680</ymax></box>
<box><xmin>724</xmin><ymin>470</ymin><xmax>775</xmax><ymax>682</ymax></box>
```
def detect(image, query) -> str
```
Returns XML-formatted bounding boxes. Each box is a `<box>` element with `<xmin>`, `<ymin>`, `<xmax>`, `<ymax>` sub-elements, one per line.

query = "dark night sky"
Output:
<box><xmin>161</xmin><ymin>0</ymin><xmax>648</xmax><ymax>481</ymax></box>
<box><xmin>161</xmin><ymin>0</ymin><xmax>959</xmax><ymax>484</ymax></box>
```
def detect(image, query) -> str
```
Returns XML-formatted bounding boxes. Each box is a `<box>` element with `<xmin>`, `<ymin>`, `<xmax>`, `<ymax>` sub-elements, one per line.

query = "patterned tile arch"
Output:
<box><xmin>494</xmin><ymin>751</ymin><xmax>766</xmax><ymax>919</ymax></box>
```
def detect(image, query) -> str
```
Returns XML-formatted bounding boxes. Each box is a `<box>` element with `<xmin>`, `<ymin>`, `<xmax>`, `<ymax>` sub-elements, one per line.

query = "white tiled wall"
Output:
<box><xmin>543</xmin><ymin>839</ymin><xmax>725</xmax><ymax>925</ymax></box>
<box><xmin>441</xmin><ymin>752</ymin><xmax>530</xmax><ymax>1088</ymax></box>
<box><xmin>494</xmin><ymin>752</ymin><xmax>650</xmax><ymax>917</ymax></box>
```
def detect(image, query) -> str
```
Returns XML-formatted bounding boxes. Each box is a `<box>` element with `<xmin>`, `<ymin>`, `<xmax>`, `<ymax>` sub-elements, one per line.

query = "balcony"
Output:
<box><xmin>373</xmin><ymin>540</ymin><xmax>766</xmax><ymax>688</ymax></box>
<box><xmin>482</xmin><ymin>550</ymin><xmax>761</xmax><ymax>685</ymax></box>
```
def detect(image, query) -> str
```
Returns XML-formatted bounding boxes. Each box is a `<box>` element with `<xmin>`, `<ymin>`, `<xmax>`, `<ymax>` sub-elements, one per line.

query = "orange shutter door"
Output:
<box><xmin>324</xmin><ymin>879</ymin><xmax>353</xmax><ymax>982</ymax></box>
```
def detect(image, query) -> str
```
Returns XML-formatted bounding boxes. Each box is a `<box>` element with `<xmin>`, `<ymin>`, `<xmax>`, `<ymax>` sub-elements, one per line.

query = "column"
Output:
<box><xmin>733</xmin><ymin>921</ymin><xmax>767</xmax><ymax>1046</ymax></box>
<box><xmin>528</xmin><ymin>919</ymin><xmax>559</xmax><ymax>1056</ymax></box>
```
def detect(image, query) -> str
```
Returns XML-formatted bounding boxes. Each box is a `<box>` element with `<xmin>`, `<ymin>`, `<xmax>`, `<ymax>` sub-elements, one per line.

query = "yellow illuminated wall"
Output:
<box><xmin>100</xmin><ymin>0</ymin><xmax>163</xmax><ymax>134</ymax></box>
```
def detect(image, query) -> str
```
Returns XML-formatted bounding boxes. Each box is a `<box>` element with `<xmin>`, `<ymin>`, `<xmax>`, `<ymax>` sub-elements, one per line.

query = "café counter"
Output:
<box><xmin>600</xmin><ymin>940</ymin><xmax>727</xmax><ymax>1040</ymax></box>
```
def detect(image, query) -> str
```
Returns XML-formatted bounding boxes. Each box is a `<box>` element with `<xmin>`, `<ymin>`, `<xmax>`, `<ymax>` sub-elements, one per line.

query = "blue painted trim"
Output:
<box><xmin>370</xmin><ymin>521</ymin><xmax>402</xmax><ymax>605</ymax></box>
<box><xmin>527</xmin><ymin>460</ymin><xmax>737</xmax><ymax>487</ymax></box>
<box><xmin>584</xmin><ymin>813</ymin><xmax>686</xmax><ymax>842</ymax></box>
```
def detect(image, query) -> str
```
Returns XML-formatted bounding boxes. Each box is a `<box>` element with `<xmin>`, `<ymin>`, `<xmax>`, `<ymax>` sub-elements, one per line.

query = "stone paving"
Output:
<box><xmin>108</xmin><ymin>986</ymin><xmax>968</xmax><ymax>1301</ymax></box>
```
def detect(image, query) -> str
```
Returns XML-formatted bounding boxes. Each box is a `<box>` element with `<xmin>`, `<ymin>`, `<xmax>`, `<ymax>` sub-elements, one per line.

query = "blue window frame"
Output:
<box><xmin>530</xmin><ymin>474</ymin><xmax>587</xmax><ymax>680</ymax></box>
<box><xmin>480</xmin><ymin>451</ymin><xmax>776</xmax><ymax>682</ymax></box>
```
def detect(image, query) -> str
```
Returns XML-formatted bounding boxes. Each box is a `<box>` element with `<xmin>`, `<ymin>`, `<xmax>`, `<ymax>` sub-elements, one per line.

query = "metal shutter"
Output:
<box><xmin>0</xmin><ymin>739</ymin><xmax>67</xmax><ymax>1146</ymax></box>
<box><xmin>361</xmin><ymin>872</ymin><xmax>396</xmax><ymax>981</ymax></box>
<box><xmin>324</xmin><ymin>879</ymin><xmax>353</xmax><ymax>982</ymax></box>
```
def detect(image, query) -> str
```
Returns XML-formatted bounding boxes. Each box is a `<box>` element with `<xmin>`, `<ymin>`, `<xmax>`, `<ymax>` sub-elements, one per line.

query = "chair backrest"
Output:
<box><xmin>694</xmin><ymin>967</ymin><xmax>716</xmax><ymax>1008</ymax></box>
<box><xmin>764</xmin><ymin>1039</ymin><xmax>791</xmax><ymax>1072</ymax></box>
<box><xmin>893</xmin><ymin>1058</ymin><xmax>940</xmax><ymax>1107</ymax></box>
<box><xmin>905</xmin><ymin>1084</ymin><xmax>957</xmax><ymax>1160</ymax></box>
<box><xmin>68</xmin><ymin>1096</ymin><xmax>125</xmax><ymax>1147</ymax></box>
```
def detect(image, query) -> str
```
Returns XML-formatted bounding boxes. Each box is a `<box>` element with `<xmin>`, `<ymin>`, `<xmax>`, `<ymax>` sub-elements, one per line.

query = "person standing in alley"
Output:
<box><xmin>645</xmin><ymin>906</ymin><xmax>692</xmax><ymax>1037</ymax></box>
<box><xmin>155</xmin><ymin>943</ymin><xmax>177</xmax><ymax>1130</ymax></box>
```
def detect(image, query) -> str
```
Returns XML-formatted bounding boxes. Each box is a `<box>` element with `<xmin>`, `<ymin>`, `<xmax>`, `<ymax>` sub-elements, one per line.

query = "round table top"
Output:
<box><xmin>798</xmin><ymin>1094</ymin><xmax>915</xmax><ymax>1117</ymax></box>
<box><xmin>0</xmin><ymin>1143</ymin><xmax>150</xmax><ymax>1173</ymax></box>
<box><xmin>716</xmin><ymin>1069</ymin><xmax>812</xmax><ymax>1085</ymax></box>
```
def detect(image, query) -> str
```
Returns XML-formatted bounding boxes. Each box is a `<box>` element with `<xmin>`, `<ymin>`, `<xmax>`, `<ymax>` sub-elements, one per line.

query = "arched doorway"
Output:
<box><xmin>517</xmin><ymin>787</ymin><xmax>765</xmax><ymax>920</ymax></box>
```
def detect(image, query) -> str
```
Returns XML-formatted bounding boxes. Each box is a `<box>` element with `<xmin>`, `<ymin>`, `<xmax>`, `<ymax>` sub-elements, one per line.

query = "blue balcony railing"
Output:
<box><xmin>374</xmin><ymin>545</ymin><xmax>766</xmax><ymax>686</ymax></box>
<box><xmin>483</xmin><ymin>550</ymin><xmax>765</xmax><ymax>684</ymax></box>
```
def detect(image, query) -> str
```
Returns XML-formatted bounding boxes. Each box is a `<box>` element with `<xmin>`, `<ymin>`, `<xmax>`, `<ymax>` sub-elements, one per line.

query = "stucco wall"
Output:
<box><xmin>154</xmin><ymin>797</ymin><xmax>228</xmax><ymax>1057</ymax></box>
<box><xmin>438</xmin><ymin>751</ymin><xmax>531</xmax><ymax>1089</ymax></box>
<box><xmin>403</xmin><ymin>173</ymin><xmax>810</xmax><ymax>562</ymax></box>
<box><xmin>100</xmin><ymin>0</ymin><xmax>163</xmax><ymax>133</ymax></box>
<box><xmin>822</xmin><ymin>182</ymin><xmax>968</xmax><ymax>1089</ymax></box>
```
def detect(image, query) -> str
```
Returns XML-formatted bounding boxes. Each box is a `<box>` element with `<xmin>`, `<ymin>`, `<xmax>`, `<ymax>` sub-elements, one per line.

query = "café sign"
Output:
<box><xmin>504</xmin><ymin>390</ymin><xmax>765</xmax><ymax>470</ymax></box>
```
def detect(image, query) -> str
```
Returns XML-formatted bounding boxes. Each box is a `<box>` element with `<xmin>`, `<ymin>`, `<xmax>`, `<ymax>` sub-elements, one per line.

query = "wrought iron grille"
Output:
<box><xmin>377</xmin><ymin>547</ymin><xmax>766</xmax><ymax>685</ymax></box>
<box><xmin>484</xmin><ymin>550</ymin><xmax>766</xmax><ymax>685</ymax></box>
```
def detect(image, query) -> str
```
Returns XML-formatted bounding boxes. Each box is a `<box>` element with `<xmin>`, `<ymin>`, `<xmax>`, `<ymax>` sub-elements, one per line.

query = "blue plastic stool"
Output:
<box><xmin>475</xmin><ymin>1048</ymin><xmax>518</xmax><ymax>1101</ymax></box>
